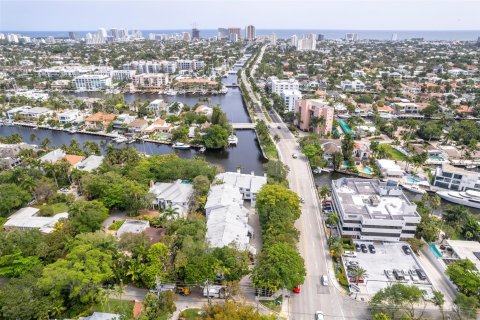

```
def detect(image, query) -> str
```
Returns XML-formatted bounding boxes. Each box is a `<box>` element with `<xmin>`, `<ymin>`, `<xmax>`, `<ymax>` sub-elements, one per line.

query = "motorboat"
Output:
<box><xmin>67</xmin><ymin>127</ymin><xmax>77</xmax><ymax>134</ymax></box>
<box><xmin>401</xmin><ymin>183</ymin><xmax>427</xmax><ymax>195</ymax></box>
<box><xmin>165</xmin><ymin>89</ymin><xmax>177</xmax><ymax>96</ymax></box>
<box><xmin>228</xmin><ymin>135</ymin><xmax>238</xmax><ymax>145</ymax></box>
<box><xmin>126</xmin><ymin>138</ymin><xmax>136</xmax><ymax>144</ymax></box>
<box><xmin>113</xmin><ymin>136</ymin><xmax>128</xmax><ymax>143</ymax></box>
<box><xmin>436</xmin><ymin>189</ymin><xmax>480</xmax><ymax>209</ymax></box>
<box><xmin>220</xmin><ymin>86</ymin><xmax>228</xmax><ymax>94</ymax></box>
<box><xmin>199</xmin><ymin>146</ymin><xmax>206</xmax><ymax>153</ymax></box>
<box><xmin>172</xmin><ymin>142</ymin><xmax>191</xmax><ymax>149</ymax></box>
<box><xmin>178</xmin><ymin>90</ymin><xmax>186</xmax><ymax>95</ymax></box>
<box><xmin>337</xmin><ymin>114</ymin><xmax>350</xmax><ymax>120</ymax></box>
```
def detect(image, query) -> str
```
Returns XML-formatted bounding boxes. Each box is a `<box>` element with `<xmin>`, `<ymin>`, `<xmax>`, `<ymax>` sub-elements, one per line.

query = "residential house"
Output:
<box><xmin>112</xmin><ymin>114</ymin><xmax>136</xmax><ymax>131</ymax></box>
<box><xmin>19</xmin><ymin>107</ymin><xmax>53</xmax><ymax>120</ymax></box>
<box><xmin>144</xmin><ymin>119</ymin><xmax>172</xmax><ymax>133</ymax></box>
<box><xmin>39</xmin><ymin>148</ymin><xmax>66</xmax><ymax>163</ymax></box>
<box><xmin>149</xmin><ymin>179</ymin><xmax>194</xmax><ymax>218</ymax></box>
<box><xmin>376</xmin><ymin>159</ymin><xmax>404</xmax><ymax>177</ymax></box>
<box><xmin>173</xmin><ymin>78</ymin><xmax>218</xmax><ymax>92</ymax></box>
<box><xmin>194</xmin><ymin>105</ymin><xmax>213</xmax><ymax>118</ymax></box>
<box><xmin>74</xmin><ymin>155</ymin><xmax>104</xmax><ymax>172</ymax></box>
<box><xmin>4</xmin><ymin>207</ymin><xmax>69</xmax><ymax>234</ymax></box>
<box><xmin>6</xmin><ymin>106</ymin><xmax>31</xmax><ymax>120</ymax></box>
<box><xmin>0</xmin><ymin>142</ymin><xmax>36</xmax><ymax>169</ymax></box>
<box><xmin>128</xmin><ymin>119</ymin><xmax>148</xmax><ymax>133</ymax></box>
<box><xmin>147</xmin><ymin>99</ymin><xmax>167</xmax><ymax>115</ymax></box>
<box><xmin>340</xmin><ymin>79</ymin><xmax>365</xmax><ymax>92</ymax></box>
<box><xmin>58</xmin><ymin>109</ymin><xmax>81</xmax><ymax>124</ymax></box>
<box><xmin>84</xmin><ymin>112</ymin><xmax>116</xmax><ymax>131</ymax></box>
<box><xmin>433</xmin><ymin>163</ymin><xmax>480</xmax><ymax>191</ymax></box>
<box><xmin>215</xmin><ymin>171</ymin><xmax>267</xmax><ymax>201</ymax></box>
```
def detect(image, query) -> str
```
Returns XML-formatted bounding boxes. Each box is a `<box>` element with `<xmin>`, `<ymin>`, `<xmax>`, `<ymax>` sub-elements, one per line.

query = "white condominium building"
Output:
<box><xmin>340</xmin><ymin>79</ymin><xmax>365</xmax><ymax>92</ymax></box>
<box><xmin>281</xmin><ymin>89</ymin><xmax>302</xmax><ymax>113</ymax></box>
<box><xmin>270</xmin><ymin>77</ymin><xmax>300</xmax><ymax>95</ymax></box>
<box><xmin>332</xmin><ymin>178</ymin><xmax>420</xmax><ymax>242</ymax></box>
<box><xmin>433</xmin><ymin>163</ymin><xmax>480</xmax><ymax>191</ymax></box>
<box><xmin>72</xmin><ymin>75</ymin><xmax>112</xmax><ymax>90</ymax></box>
<box><xmin>132</xmin><ymin>73</ymin><xmax>170</xmax><ymax>89</ymax></box>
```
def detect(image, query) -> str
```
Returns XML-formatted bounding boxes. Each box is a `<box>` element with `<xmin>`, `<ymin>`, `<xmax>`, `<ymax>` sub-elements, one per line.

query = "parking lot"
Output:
<box><xmin>342</xmin><ymin>242</ymin><xmax>434</xmax><ymax>296</ymax></box>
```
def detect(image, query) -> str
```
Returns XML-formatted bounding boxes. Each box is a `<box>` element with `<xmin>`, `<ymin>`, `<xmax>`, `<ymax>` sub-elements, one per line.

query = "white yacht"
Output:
<box><xmin>172</xmin><ymin>142</ymin><xmax>191</xmax><ymax>149</ymax></box>
<box><xmin>401</xmin><ymin>183</ymin><xmax>427</xmax><ymax>195</ymax></box>
<box><xmin>113</xmin><ymin>136</ymin><xmax>128</xmax><ymax>143</ymax></box>
<box><xmin>228</xmin><ymin>135</ymin><xmax>238</xmax><ymax>145</ymax></box>
<box><xmin>220</xmin><ymin>86</ymin><xmax>228</xmax><ymax>94</ymax></box>
<box><xmin>165</xmin><ymin>89</ymin><xmax>177</xmax><ymax>96</ymax></box>
<box><xmin>436</xmin><ymin>189</ymin><xmax>480</xmax><ymax>209</ymax></box>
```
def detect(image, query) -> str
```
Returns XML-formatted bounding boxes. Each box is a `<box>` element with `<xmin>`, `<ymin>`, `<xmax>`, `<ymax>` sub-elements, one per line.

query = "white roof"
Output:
<box><xmin>4</xmin><ymin>207</ymin><xmax>68</xmax><ymax>233</ymax></box>
<box><xmin>206</xmin><ymin>204</ymin><xmax>250</xmax><ymax>250</ymax></box>
<box><xmin>39</xmin><ymin>148</ymin><xmax>66</xmax><ymax>163</ymax></box>
<box><xmin>446</xmin><ymin>240</ymin><xmax>480</xmax><ymax>271</ymax></box>
<box><xmin>116</xmin><ymin>219</ymin><xmax>150</xmax><ymax>238</ymax></box>
<box><xmin>205</xmin><ymin>184</ymin><xmax>243</xmax><ymax>214</ymax></box>
<box><xmin>150</xmin><ymin>179</ymin><xmax>193</xmax><ymax>204</ymax></box>
<box><xmin>377</xmin><ymin>159</ymin><xmax>403</xmax><ymax>172</ymax></box>
<box><xmin>215</xmin><ymin>172</ymin><xmax>267</xmax><ymax>194</ymax></box>
<box><xmin>20</xmin><ymin>106</ymin><xmax>52</xmax><ymax>114</ymax></box>
<box><xmin>75</xmin><ymin>155</ymin><xmax>104</xmax><ymax>172</ymax></box>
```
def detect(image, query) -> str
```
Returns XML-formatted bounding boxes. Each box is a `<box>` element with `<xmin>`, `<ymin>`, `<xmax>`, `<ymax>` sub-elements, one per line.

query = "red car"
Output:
<box><xmin>349</xmin><ymin>277</ymin><xmax>365</xmax><ymax>284</ymax></box>
<box><xmin>293</xmin><ymin>286</ymin><xmax>301</xmax><ymax>293</ymax></box>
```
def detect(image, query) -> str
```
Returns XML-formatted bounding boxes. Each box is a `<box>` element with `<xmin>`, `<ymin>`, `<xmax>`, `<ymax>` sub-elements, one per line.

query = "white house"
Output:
<box><xmin>149</xmin><ymin>179</ymin><xmax>194</xmax><ymax>218</ymax></box>
<box><xmin>340</xmin><ymin>79</ymin><xmax>365</xmax><ymax>92</ymax></box>
<box><xmin>39</xmin><ymin>148</ymin><xmax>66</xmax><ymax>163</ymax></box>
<box><xmin>4</xmin><ymin>207</ymin><xmax>68</xmax><ymax>234</ymax></box>
<box><xmin>58</xmin><ymin>109</ymin><xmax>81</xmax><ymax>124</ymax></box>
<box><xmin>215</xmin><ymin>171</ymin><xmax>267</xmax><ymax>201</ymax></box>
<box><xmin>19</xmin><ymin>107</ymin><xmax>53</xmax><ymax>120</ymax></box>
<box><xmin>433</xmin><ymin>163</ymin><xmax>480</xmax><ymax>191</ymax></box>
<box><xmin>376</xmin><ymin>159</ymin><xmax>404</xmax><ymax>177</ymax></box>
<box><xmin>147</xmin><ymin>99</ymin><xmax>167</xmax><ymax>115</ymax></box>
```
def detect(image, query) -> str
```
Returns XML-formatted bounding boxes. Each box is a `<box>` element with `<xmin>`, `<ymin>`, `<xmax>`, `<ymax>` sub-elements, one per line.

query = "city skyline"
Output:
<box><xmin>1</xmin><ymin>0</ymin><xmax>480</xmax><ymax>31</ymax></box>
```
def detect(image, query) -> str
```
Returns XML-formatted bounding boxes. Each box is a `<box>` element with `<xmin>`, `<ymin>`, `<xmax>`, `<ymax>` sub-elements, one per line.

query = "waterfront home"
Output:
<box><xmin>393</xmin><ymin>102</ymin><xmax>420</xmax><ymax>114</ymax></box>
<box><xmin>74</xmin><ymin>155</ymin><xmax>104</xmax><ymax>172</ymax></box>
<box><xmin>0</xmin><ymin>142</ymin><xmax>37</xmax><ymax>169</ymax></box>
<box><xmin>331</xmin><ymin>178</ymin><xmax>420</xmax><ymax>242</ymax></box>
<box><xmin>39</xmin><ymin>148</ymin><xmax>66</xmax><ymax>163</ymax></box>
<box><xmin>194</xmin><ymin>105</ymin><xmax>213</xmax><ymax>118</ymax></box>
<box><xmin>4</xmin><ymin>207</ymin><xmax>69</xmax><ymax>234</ymax></box>
<box><xmin>51</xmin><ymin>79</ymin><xmax>71</xmax><ymax>90</ymax></box>
<box><xmin>173</xmin><ymin>78</ymin><xmax>219</xmax><ymax>92</ymax></box>
<box><xmin>112</xmin><ymin>114</ymin><xmax>136</xmax><ymax>131</ymax></box>
<box><xmin>433</xmin><ymin>163</ymin><xmax>480</xmax><ymax>191</ymax></box>
<box><xmin>295</xmin><ymin>99</ymin><xmax>334</xmax><ymax>135</ymax></box>
<box><xmin>19</xmin><ymin>107</ymin><xmax>53</xmax><ymax>121</ymax></box>
<box><xmin>215</xmin><ymin>171</ymin><xmax>267</xmax><ymax>201</ymax></box>
<box><xmin>376</xmin><ymin>159</ymin><xmax>404</xmax><ymax>177</ymax></box>
<box><xmin>127</xmin><ymin>118</ymin><xmax>148</xmax><ymax>133</ymax></box>
<box><xmin>84</xmin><ymin>112</ymin><xmax>116</xmax><ymax>131</ymax></box>
<box><xmin>353</xmin><ymin>142</ymin><xmax>371</xmax><ymax>163</ymax></box>
<box><xmin>149</xmin><ymin>179</ymin><xmax>194</xmax><ymax>218</ymax></box>
<box><xmin>116</xmin><ymin>219</ymin><xmax>150</xmax><ymax>238</ymax></box>
<box><xmin>58</xmin><ymin>109</ymin><xmax>81</xmax><ymax>124</ymax></box>
<box><xmin>320</xmin><ymin>139</ymin><xmax>342</xmax><ymax>167</ymax></box>
<box><xmin>143</xmin><ymin>118</ymin><xmax>172</xmax><ymax>133</ymax></box>
<box><xmin>64</xmin><ymin>154</ymin><xmax>85</xmax><ymax>167</ymax></box>
<box><xmin>147</xmin><ymin>99</ymin><xmax>168</xmax><ymax>115</ymax></box>
<box><xmin>6</xmin><ymin>106</ymin><xmax>31</xmax><ymax>119</ymax></box>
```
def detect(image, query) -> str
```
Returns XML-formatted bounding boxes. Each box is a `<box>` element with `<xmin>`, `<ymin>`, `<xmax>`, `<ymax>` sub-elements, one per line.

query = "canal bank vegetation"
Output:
<box><xmin>255</xmin><ymin>120</ymin><xmax>278</xmax><ymax>160</ymax></box>
<box><xmin>252</xmin><ymin>184</ymin><xmax>305</xmax><ymax>293</ymax></box>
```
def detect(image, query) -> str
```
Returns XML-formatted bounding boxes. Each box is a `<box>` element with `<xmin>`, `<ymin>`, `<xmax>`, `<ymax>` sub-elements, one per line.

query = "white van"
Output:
<box><xmin>343</xmin><ymin>250</ymin><xmax>357</xmax><ymax>258</ymax></box>
<box><xmin>321</xmin><ymin>275</ymin><xmax>328</xmax><ymax>286</ymax></box>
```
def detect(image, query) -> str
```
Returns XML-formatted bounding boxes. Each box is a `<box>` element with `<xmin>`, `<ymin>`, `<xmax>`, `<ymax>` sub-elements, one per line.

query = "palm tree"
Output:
<box><xmin>319</xmin><ymin>185</ymin><xmax>330</xmax><ymax>200</ymax></box>
<box><xmin>163</xmin><ymin>206</ymin><xmax>179</xmax><ymax>219</ymax></box>
<box><xmin>430</xmin><ymin>195</ymin><xmax>441</xmax><ymax>210</ymax></box>
<box><xmin>40</xmin><ymin>137</ymin><xmax>51</xmax><ymax>150</ymax></box>
<box><xmin>351</xmin><ymin>266</ymin><xmax>367</xmax><ymax>284</ymax></box>
<box><xmin>30</xmin><ymin>133</ymin><xmax>37</xmax><ymax>142</ymax></box>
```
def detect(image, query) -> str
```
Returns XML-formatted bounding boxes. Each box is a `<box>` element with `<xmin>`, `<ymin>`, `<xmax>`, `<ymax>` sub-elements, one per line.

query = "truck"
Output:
<box><xmin>203</xmin><ymin>285</ymin><xmax>226</xmax><ymax>298</ymax></box>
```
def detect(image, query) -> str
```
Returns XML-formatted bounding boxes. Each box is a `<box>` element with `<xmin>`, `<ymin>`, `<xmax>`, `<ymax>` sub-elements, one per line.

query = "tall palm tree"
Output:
<box><xmin>163</xmin><ymin>206</ymin><xmax>179</xmax><ymax>219</ymax></box>
<box><xmin>30</xmin><ymin>133</ymin><xmax>37</xmax><ymax>142</ymax></box>
<box><xmin>40</xmin><ymin>137</ymin><xmax>50</xmax><ymax>150</ymax></box>
<box><xmin>351</xmin><ymin>267</ymin><xmax>367</xmax><ymax>284</ymax></box>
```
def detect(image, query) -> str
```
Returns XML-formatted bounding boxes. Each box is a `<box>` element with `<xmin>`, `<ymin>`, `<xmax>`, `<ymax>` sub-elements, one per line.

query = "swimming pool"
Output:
<box><xmin>359</xmin><ymin>166</ymin><xmax>373</xmax><ymax>175</ymax></box>
<box><xmin>406</xmin><ymin>176</ymin><xmax>421</xmax><ymax>184</ymax></box>
<box><xmin>429</xmin><ymin>155</ymin><xmax>445</xmax><ymax>161</ymax></box>
<box><xmin>429</xmin><ymin>243</ymin><xmax>442</xmax><ymax>258</ymax></box>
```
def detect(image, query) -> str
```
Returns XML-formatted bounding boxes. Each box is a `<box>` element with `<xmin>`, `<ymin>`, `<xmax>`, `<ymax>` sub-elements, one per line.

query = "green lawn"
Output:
<box><xmin>260</xmin><ymin>296</ymin><xmax>283</xmax><ymax>313</ymax></box>
<box><xmin>0</xmin><ymin>217</ymin><xmax>7</xmax><ymax>227</ymax></box>
<box><xmin>92</xmin><ymin>299</ymin><xmax>134</xmax><ymax>318</ymax></box>
<box><xmin>179</xmin><ymin>308</ymin><xmax>202</xmax><ymax>319</ymax></box>
<box><xmin>379</xmin><ymin>144</ymin><xmax>408</xmax><ymax>161</ymax></box>
<box><xmin>35</xmin><ymin>202</ymin><xmax>69</xmax><ymax>216</ymax></box>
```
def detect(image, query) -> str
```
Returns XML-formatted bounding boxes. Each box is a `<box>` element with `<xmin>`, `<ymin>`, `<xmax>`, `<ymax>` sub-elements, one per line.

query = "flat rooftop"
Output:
<box><xmin>446</xmin><ymin>240</ymin><xmax>480</xmax><ymax>271</ymax></box>
<box><xmin>333</xmin><ymin>178</ymin><xmax>419</xmax><ymax>221</ymax></box>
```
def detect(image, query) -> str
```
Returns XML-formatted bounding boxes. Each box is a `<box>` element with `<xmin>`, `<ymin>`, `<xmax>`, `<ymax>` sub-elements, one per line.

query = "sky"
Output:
<box><xmin>1</xmin><ymin>0</ymin><xmax>480</xmax><ymax>31</ymax></box>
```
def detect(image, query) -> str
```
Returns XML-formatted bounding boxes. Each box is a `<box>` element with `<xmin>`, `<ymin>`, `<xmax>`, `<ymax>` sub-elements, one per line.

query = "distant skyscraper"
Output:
<box><xmin>317</xmin><ymin>34</ymin><xmax>325</xmax><ymax>41</ymax></box>
<box><xmin>110</xmin><ymin>28</ymin><xmax>119</xmax><ymax>40</ymax></box>
<box><xmin>118</xmin><ymin>29</ymin><xmax>128</xmax><ymax>39</ymax></box>
<box><xmin>228</xmin><ymin>28</ymin><xmax>241</xmax><ymax>40</ymax></box>
<box><xmin>345</xmin><ymin>33</ymin><xmax>358</xmax><ymax>42</ymax></box>
<box><xmin>68</xmin><ymin>32</ymin><xmax>77</xmax><ymax>40</ymax></box>
<box><xmin>192</xmin><ymin>28</ymin><xmax>200</xmax><ymax>40</ymax></box>
<box><xmin>218</xmin><ymin>28</ymin><xmax>229</xmax><ymax>39</ymax></box>
<box><xmin>85</xmin><ymin>32</ymin><xmax>93</xmax><ymax>40</ymax></box>
<box><xmin>290</xmin><ymin>34</ymin><xmax>298</xmax><ymax>47</ymax></box>
<box><xmin>477</xmin><ymin>36</ymin><xmax>480</xmax><ymax>44</ymax></box>
<box><xmin>391</xmin><ymin>33</ymin><xmax>398</xmax><ymax>41</ymax></box>
<box><xmin>271</xmin><ymin>32</ymin><xmax>277</xmax><ymax>46</ymax></box>
<box><xmin>245</xmin><ymin>25</ymin><xmax>256</xmax><ymax>41</ymax></box>
<box><xmin>229</xmin><ymin>33</ymin><xmax>239</xmax><ymax>42</ymax></box>
<box><xmin>98</xmin><ymin>28</ymin><xmax>108</xmax><ymax>39</ymax></box>
<box><xmin>297</xmin><ymin>34</ymin><xmax>316</xmax><ymax>51</ymax></box>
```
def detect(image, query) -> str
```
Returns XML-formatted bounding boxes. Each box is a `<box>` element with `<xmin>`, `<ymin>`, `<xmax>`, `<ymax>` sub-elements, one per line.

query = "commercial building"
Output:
<box><xmin>281</xmin><ymin>89</ymin><xmax>302</xmax><ymax>113</ymax></box>
<box><xmin>245</xmin><ymin>25</ymin><xmax>256</xmax><ymax>41</ymax></box>
<box><xmin>433</xmin><ymin>163</ymin><xmax>480</xmax><ymax>191</ymax></box>
<box><xmin>270</xmin><ymin>77</ymin><xmax>300</xmax><ymax>95</ymax></box>
<box><xmin>295</xmin><ymin>99</ymin><xmax>334</xmax><ymax>135</ymax></box>
<box><xmin>4</xmin><ymin>207</ymin><xmax>69</xmax><ymax>234</ymax></box>
<box><xmin>149</xmin><ymin>179</ymin><xmax>194</xmax><ymax>218</ymax></box>
<box><xmin>192</xmin><ymin>28</ymin><xmax>200</xmax><ymax>40</ymax></box>
<box><xmin>72</xmin><ymin>75</ymin><xmax>112</xmax><ymax>90</ymax></box>
<box><xmin>332</xmin><ymin>178</ymin><xmax>421</xmax><ymax>242</ymax></box>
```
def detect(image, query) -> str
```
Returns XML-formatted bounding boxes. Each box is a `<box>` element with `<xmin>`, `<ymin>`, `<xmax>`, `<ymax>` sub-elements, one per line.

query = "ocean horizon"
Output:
<box><xmin>2</xmin><ymin>29</ymin><xmax>480</xmax><ymax>41</ymax></box>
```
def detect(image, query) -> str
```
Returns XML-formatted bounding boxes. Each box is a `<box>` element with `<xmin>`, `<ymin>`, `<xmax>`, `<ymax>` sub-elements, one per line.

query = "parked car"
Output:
<box><xmin>402</xmin><ymin>269</ymin><xmax>410</xmax><ymax>278</ymax></box>
<box><xmin>315</xmin><ymin>311</ymin><xmax>325</xmax><ymax>320</ymax></box>
<box><xmin>348</xmin><ymin>261</ymin><xmax>359</xmax><ymax>267</ymax></box>
<box><xmin>349</xmin><ymin>277</ymin><xmax>365</xmax><ymax>283</ymax></box>
<box><xmin>368</xmin><ymin>244</ymin><xmax>376</xmax><ymax>254</ymax></box>
<box><xmin>416</xmin><ymin>269</ymin><xmax>427</xmax><ymax>280</ymax></box>
<box><xmin>409</xmin><ymin>269</ymin><xmax>419</xmax><ymax>281</ymax></box>
<box><xmin>292</xmin><ymin>153</ymin><xmax>298</xmax><ymax>158</ymax></box>
<box><xmin>321</xmin><ymin>275</ymin><xmax>328</xmax><ymax>286</ymax></box>
<box><xmin>343</xmin><ymin>251</ymin><xmax>357</xmax><ymax>258</ymax></box>
<box><xmin>384</xmin><ymin>269</ymin><xmax>394</xmax><ymax>280</ymax></box>
<box><xmin>355</xmin><ymin>243</ymin><xmax>360</xmax><ymax>252</ymax></box>
<box><xmin>360</xmin><ymin>244</ymin><xmax>368</xmax><ymax>253</ymax></box>
<box><xmin>293</xmin><ymin>286</ymin><xmax>301</xmax><ymax>293</ymax></box>
<box><xmin>402</xmin><ymin>245</ymin><xmax>411</xmax><ymax>255</ymax></box>
<box><xmin>393</xmin><ymin>269</ymin><xmax>405</xmax><ymax>280</ymax></box>
<box><xmin>300</xmin><ymin>197</ymin><xmax>305</xmax><ymax>203</ymax></box>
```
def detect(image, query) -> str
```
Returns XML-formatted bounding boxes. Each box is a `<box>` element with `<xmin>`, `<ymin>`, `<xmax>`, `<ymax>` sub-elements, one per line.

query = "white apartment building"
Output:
<box><xmin>340</xmin><ymin>79</ymin><xmax>365</xmax><ymax>92</ymax></box>
<box><xmin>19</xmin><ymin>107</ymin><xmax>53</xmax><ymax>120</ymax></box>
<box><xmin>270</xmin><ymin>77</ymin><xmax>300</xmax><ymax>95</ymax></box>
<box><xmin>123</xmin><ymin>61</ymin><xmax>177</xmax><ymax>74</ymax></box>
<box><xmin>36</xmin><ymin>65</ymin><xmax>98</xmax><ymax>78</ymax></box>
<box><xmin>281</xmin><ymin>89</ymin><xmax>302</xmax><ymax>113</ymax></box>
<box><xmin>176</xmin><ymin>59</ymin><xmax>205</xmax><ymax>71</ymax></box>
<box><xmin>72</xmin><ymin>75</ymin><xmax>112</xmax><ymax>90</ymax></box>
<box><xmin>297</xmin><ymin>34</ymin><xmax>316</xmax><ymax>51</ymax></box>
<box><xmin>58</xmin><ymin>109</ymin><xmax>80</xmax><ymax>123</ymax></box>
<box><xmin>433</xmin><ymin>163</ymin><xmax>480</xmax><ymax>191</ymax></box>
<box><xmin>132</xmin><ymin>73</ymin><xmax>169</xmax><ymax>89</ymax></box>
<box><xmin>332</xmin><ymin>178</ymin><xmax>420</xmax><ymax>242</ymax></box>
<box><xmin>215</xmin><ymin>171</ymin><xmax>267</xmax><ymax>201</ymax></box>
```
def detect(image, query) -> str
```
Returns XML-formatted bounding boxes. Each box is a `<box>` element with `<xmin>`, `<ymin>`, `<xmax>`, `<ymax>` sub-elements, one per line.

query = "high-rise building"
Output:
<box><xmin>345</xmin><ymin>33</ymin><xmax>358</xmax><ymax>41</ymax></box>
<box><xmin>218</xmin><ymin>28</ymin><xmax>229</xmax><ymax>39</ymax></box>
<box><xmin>391</xmin><ymin>33</ymin><xmax>398</xmax><ymax>41</ymax></box>
<box><xmin>118</xmin><ymin>29</ymin><xmax>128</xmax><ymax>39</ymax></box>
<box><xmin>192</xmin><ymin>28</ymin><xmax>200</xmax><ymax>40</ymax></box>
<box><xmin>228</xmin><ymin>28</ymin><xmax>241</xmax><ymax>40</ymax></box>
<box><xmin>297</xmin><ymin>34</ymin><xmax>316</xmax><ymax>51</ymax></box>
<box><xmin>110</xmin><ymin>28</ymin><xmax>119</xmax><ymax>40</ymax></box>
<box><xmin>183</xmin><ymin>32</ymin><xmax>191</xmax><ymax>41</ymax></box>
<box><xmin>85</xmin><ymin>32</ymin><xmax>93</xmax><ymax>40</ymax></box>
<box><xmin>245</xmin><ymin>25</ymin><xmax>256</xmax><ymax>41</ymax></box>
<box><xmin>229</xmin><ymin>33</ymin><xmax>239</xmax><ymax>43</ymax></box>
<box><xmin>271</xmin><ymin>32</ymin><xmax>277</xmax><ymax>46</ymax></box>
<box><xmin>290</xmin><ymin>35</ymin><xmax>298</xmax><ymax>47</ymax></box>
<box><xmin>98</xmin><ymin>28</ymin><xmax>108</xmax><ymax>39</ymax></box>
<box><xmin>68</xmin><ymin>32</ymin><xmax>77</xmax><ymax>40</ymax></box>
<box><xmin>317</xmin><ymin>34</ymin><xmax>325</xmax><ymax>41</ymax></box>
<box><xmin>295</xmin><ymin>99</ymin><xmax>334</xmax><ymax>135</ymax></box>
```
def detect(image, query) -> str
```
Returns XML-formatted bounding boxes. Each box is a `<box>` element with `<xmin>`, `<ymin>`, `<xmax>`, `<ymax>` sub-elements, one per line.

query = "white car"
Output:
<box><xmin>343</xmin><ymin>251</ymin><xmax>357</xmax><ymax>258</ymax></box>
<box><xmin>315</xmin><ymin>311</ymin><xmax>324</xmax><ymax>320</ymax></box>
<box><xmin>409</xmin><ymin>269</ymin><xmax>419</xmax><ymax>281</ymax></box>
<box><xmin>292</xmin><ymin>153</ymin><xmax>298</xmax><ymax>159</ymax></box>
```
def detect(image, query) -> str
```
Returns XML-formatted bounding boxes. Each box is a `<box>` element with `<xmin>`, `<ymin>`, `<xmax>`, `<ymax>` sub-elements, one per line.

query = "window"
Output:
<box><xmin>361</xmin><ymin>232</ymin><xmax>401</xmax><ymax>237</ymax></box>
<box><xmin>361</xmin><ymin>225</ymin><xmax>402</xmax><ymax>230</ymax></box>
<box><xmin>453</xmin><ymin>174</ymin><xmax>462</xmax><ymax>180</ymax></box>
<box><xmin>442</xmin><ymin>172</ymin><xmax>453</xmax><ymax>178</ymax></box>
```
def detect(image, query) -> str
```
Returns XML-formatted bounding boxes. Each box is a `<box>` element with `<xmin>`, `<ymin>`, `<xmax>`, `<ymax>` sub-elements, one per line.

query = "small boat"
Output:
<box><xmin>165</xmin><ymin>89</ymin><xmax>177</xmax><ymax>96</ymax></box>
<box><xmin>172</xmin><ymin>142</ymin><xmax>191</xmax><ymax>149</ymax></box>
<box><xmin>200</xmin><ymin>89</ymin><xmax>207</xmax><ymax>95</ymax></box>
<box><xmin>114</xmin><ymin>136</ymin><xmax>128</xmax><ymax>143</ymax></box>
<box><xmin>33</xmin><ymin>126</ymin><xmax>39</xmax><ymax>130</ymax></box>
<box><xmin>126</xmin><ymin>138</ymin><xmax>136</xmax><ymax>144</ymax></box>
<box><xmin>199</xmin><ymin>146</ymin><xmax>206</xmax><ymax>153</ymax></box>
<box><xmin>401</xmin><ymin>183</ymin><xmax>427</xmax><ymax>194</ymax></box>
<box><xmin>337</xmin><ymin>114</ymin><xmax>350</xmax><ymax>120</ymax></box>
<box><xmin>68</xmin><ymin>128</ymin><xmax>77</xmax><ymax>134</ymax></box>
<box><xmin>178</xmin><ymin>89</ymin><xmax>186</xmax><ymax>95</ymax></box>
<box><xmin>4</xmin><ymin>119</ymin><xmax>14</xmax><ymax>126</ymax></box>
<box><xmin>220</xmin><ymin>87</ymin><xmax>228</xmax><ymax>94</ymax></box>
<box><xmin>228</xmin><ymin>135</ymin><xmax>238</xmax><ymax>145</ymax></box>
